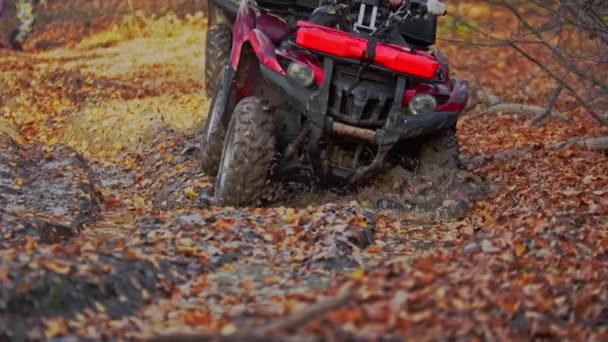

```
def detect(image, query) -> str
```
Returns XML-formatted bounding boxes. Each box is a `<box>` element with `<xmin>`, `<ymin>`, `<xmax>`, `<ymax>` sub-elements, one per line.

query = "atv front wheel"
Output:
<box><xmin>205</xmin><ymin>25</ymin><xmax>232</xmax><ymax>98</ymax></box>
<box><xmin>417</xmin><ymin>128</ymin><xmax>460</xmax><ymax>175</ymax></box>
<box><xmin>215</xmin><ymin>97</ymin><xmax>276</xmax><ymax>206</ymax></box>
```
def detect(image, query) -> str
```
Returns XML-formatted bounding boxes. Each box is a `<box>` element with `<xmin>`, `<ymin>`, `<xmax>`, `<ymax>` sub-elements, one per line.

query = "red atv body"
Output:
<box><xmin>200</xmin><ymin>0</ymin><xmax>469</xmax><ymax>206</ymax></box>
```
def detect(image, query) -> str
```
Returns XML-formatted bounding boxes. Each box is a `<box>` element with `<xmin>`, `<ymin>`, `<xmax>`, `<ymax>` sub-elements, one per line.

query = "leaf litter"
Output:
<box><xmin>0</xmin><ymin>8</ymin><xmax>607</xmax><ymax>341</ymax></box>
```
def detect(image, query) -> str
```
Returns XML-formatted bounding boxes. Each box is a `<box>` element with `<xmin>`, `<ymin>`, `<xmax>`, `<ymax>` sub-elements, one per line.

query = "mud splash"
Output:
<box><xmin>266</xmin><ymin>166</ymin><xmax>491</xmax><ymax>220</ymax></box>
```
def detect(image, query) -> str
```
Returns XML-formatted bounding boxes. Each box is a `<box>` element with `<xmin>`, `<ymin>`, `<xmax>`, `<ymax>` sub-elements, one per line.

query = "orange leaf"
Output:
<box><xmin>515</xmin><ymin>243</ymin><xmax>527</xmax><ymax>257</ymax></box>
<box><xmin>44</xmin><ymin>318</ymin><xmax>67</xmax><ymax>338</ymax></box>
<box><xmin>45</xmin><ymin>261</ymin><xmax>71</xmax><ymax>275</ymax></box>
<box><xmin>351</xmin><ymin>268</ymin><xmax>366</xmax><ymax>281</ymax></box>
<box><xmin>184</xmin><ymin>312</ymin><xmax>212</xmax><ymax>325</ymax></box>
<box><xmin>365</xmin><ymin>245</ymin><xmax>383</xmax><ymax>254</ymax></box>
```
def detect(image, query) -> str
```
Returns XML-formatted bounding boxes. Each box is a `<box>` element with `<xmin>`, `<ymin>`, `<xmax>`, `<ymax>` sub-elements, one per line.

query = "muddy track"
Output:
<box><xmin>0</xmin><ymin>121</ymin><xmax>482</xmax><ymax>340</ymax></box>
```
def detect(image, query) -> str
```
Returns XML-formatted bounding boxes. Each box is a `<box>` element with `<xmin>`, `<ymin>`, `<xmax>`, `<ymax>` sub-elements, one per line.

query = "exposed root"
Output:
<box><xmin>549</xmin><ymin>135</ymin><xmax>608</xmax><ymax>151</ymax></box>
<box><xmin>487</xmin><ymin>103</ymin><xmax>570</xmax><ymax>121</ymax></box>
<box><xmin>465</xmin><ymin>85</ymin><xmax>571</xmax><ymax>124</ymax></box>
<box><xmin>468</xmin><ymin>135</ymin><xmax>608</xmax><ymax>167</ymax></box>
<box><xmin>148</xmin><ymin>284</ymin><xmax>355</xmax><ymax>342</ymax></box>
<box><xmin>257</xmin><ymin>284</ymin><xmax>355</xmax><ymax>334</ymax></box>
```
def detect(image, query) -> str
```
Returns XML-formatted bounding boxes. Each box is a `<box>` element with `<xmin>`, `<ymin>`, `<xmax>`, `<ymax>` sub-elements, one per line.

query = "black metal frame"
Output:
<box><xmin>257</xmin><ymin>57</ymin><xmax>457</xmax><ymax>183</ymax></box>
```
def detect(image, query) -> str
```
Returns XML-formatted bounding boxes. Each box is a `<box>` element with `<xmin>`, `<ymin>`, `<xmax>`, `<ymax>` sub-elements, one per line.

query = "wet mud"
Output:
<box><xmin>0</xmin><ymin>135</ymin><xmax>99</xmax><ymax>246</ymax></box>
<box><xmin>0</xmin><ymin>124</ymin><xmax>489</xmax><ymax>339</ymax></box>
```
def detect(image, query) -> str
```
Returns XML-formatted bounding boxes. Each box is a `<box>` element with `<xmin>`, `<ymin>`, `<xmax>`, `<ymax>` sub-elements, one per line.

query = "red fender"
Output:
<box><xmin>230</xmin><ymin>0</ymin><xmax>256</xmax><ymax>69</ymax></box>
<box><xmin>230</xmin><ymin>1</ymin><xmax>289</xmax><ymax>71</ymax></box>
<box><xmin>436</xmin><ymin>78</ymin><xmax>469</xmax><ymax>113</ymax></box>
<box><xmin>249</xmin><ymin>29</ymin><xmax>286</xmax><ymax>76</ymax></box>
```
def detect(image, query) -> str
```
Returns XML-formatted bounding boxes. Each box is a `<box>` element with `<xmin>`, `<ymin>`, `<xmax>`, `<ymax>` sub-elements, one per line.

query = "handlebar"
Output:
<box><xmin>311</xmin><ymin>0</ymin><xmax>447</xmax><ymax>39</ymax></box>
<box><xmin>365</xmin><ymin>0</ymin><xmax>445</xmax><ymax>37</ymax></box>
<box><xmin>421</xmin><ymin>0</ymin><xmax>447</xmax><ymax>16</ymax></box>
<box><xmin>405</xmin><ymin>0</ymin><xmax>447</xmax><ymax>16</ymax></box>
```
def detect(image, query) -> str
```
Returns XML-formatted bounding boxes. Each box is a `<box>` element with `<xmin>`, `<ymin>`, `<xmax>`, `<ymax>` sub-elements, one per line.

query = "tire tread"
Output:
<box><xmin>215</xmin><ymin>97</ymin><xmax>276</xmax><ymax>206</ymax></box>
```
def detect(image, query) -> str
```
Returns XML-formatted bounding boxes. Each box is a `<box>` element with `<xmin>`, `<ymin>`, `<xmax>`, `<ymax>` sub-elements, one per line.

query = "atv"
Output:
<box><xmin>200</xmin><ymin>0</ymin><xmax>469</xmax><ymax>206</ymax></box>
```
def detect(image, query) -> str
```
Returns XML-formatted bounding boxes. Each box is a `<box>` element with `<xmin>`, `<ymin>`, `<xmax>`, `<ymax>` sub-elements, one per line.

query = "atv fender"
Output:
<box><xmin>230</xmin><ymin>1</ymin><xmax>289</xmax><ymax>71</ymax></box>
<box><xmin>230</xmin><ymin>1</ymin><xmax>256</xmax><ymax>69</ymax></box>
<box><xmin>248</xmin><ymin>29</ymin><xmax>286</xmax><ymax>76</ymax></box>
<box><xmin>437</xmin><ymin>78</ymin><xmax>469</xmax><ymax>113</ymax></box>
<box><xmin>216</xmin><ymin>29</ymin><xmax>285</xmax><ymax>127</ymax></box>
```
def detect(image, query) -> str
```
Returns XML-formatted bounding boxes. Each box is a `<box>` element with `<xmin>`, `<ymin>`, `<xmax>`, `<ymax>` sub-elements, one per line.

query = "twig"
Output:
<box><xmin>530</xmin><ymin>85</ymin><xmax>564</xmax><ymax>125</ymax></box>
<box><xmin>444</xmin><ymin>3</ymin><xmax>608</xmax><ymax>126</ymax></box>
<box><xmin>507</xmin><ymin>42</ymin><xmax>608</xmax><ymax>126</ymax></box>
<box><xmin>256</xmin><ymin>283</ymin><xmax>355</xmax><ymax>334</ymax></box>
<box><xmin>486</xmin><ymin>103</ymin><xmax>570</xmax><ymax>121</ymax></box>
<box><xmin>467</xmin><ymin>135</ymin><xmax>608</xmax><ymax>167</ymax></box>
<box><xmin>497</xmin><ymin>0</ymin><xmax>608</xmax><ymax>91</ymax></box>
<box><xmin>563</xmin><ymin>88</ymin><xmax>608</xmax><ymax>112</ymax></box>
<box><xmin>147</xmin><ymin>284</ymin><xmax>356</xmax><ymax>342</ymax></box>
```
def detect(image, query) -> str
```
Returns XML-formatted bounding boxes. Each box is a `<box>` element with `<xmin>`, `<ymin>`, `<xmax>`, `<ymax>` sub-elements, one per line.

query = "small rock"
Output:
<box><xmin>442</xmin><ymin>199</ymin><xmax>458</xmax><ymax>207</ymax></box>
<box><xmin>535</xmin><ymin>249</ymin><xmax>552</xmax><ymax>259</ymax></box>
<box><xmin>463</xmin><ymin>242</ymin><xmax>479</xmax><ymax>254</ymax></box>
<box><xmin>481</xmin><ymin>240</ymin><xmax>500</xmax><ymax>253</ymax></box>
<box><xmin>376</xmin><ymin>198</ymin><xmax>405</xmax><ymax>210</ymax></box>
<box><xmin>177</xmin><ymin>214</ymin><xmax>206</xmax><ymax>226</ymax></box>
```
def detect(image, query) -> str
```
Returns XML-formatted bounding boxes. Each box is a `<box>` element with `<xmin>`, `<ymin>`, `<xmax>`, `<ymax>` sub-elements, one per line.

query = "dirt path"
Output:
<box><xmin>1</xmin><ymin>12</ymin><xmax>608</xmax><ymax>341</ymax></box>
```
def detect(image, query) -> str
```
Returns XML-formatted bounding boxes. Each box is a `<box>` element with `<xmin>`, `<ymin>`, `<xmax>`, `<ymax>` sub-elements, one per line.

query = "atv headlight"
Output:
<box><xmin>408</xmin><ymin>94</ymin><xmax>437</xmax><ymax>115</ymax></box>
<box><xmin>287</xmin><ymin>62</ymin><xmax>315</xmax><ymax>88</ymax></box>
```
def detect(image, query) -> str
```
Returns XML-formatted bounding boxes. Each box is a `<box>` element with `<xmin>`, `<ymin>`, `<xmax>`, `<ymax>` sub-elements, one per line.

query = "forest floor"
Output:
<box><xmin>1</xmin><ymin>10</ymin><xmax>608</xmax><ymax>341</ymax></box>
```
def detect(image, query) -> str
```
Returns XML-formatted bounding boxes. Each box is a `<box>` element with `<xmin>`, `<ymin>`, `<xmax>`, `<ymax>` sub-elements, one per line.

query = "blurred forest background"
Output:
<box><xmin>2</xmin><ymin>0</ymin><xmax>606</xmax><ymax>124</ymax></box>
<box><xmin>0</xmin><ymin>0</ymin><xmax>208</xmax><ymax>49</ymax></box>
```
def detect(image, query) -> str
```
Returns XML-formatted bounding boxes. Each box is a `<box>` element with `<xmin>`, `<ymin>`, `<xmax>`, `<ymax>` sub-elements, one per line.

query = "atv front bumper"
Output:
<box><xmin>260</xmin><ymin>61</ymin><xmax>461</xmax><ymax>146</ymax></box>
<box><xmin>257</xmin><ymin>57</ymin><xmax>467</xmax><ymax>183</ymax></box>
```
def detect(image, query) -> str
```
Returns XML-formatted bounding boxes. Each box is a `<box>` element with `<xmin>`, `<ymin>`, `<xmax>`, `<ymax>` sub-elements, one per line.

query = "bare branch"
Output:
<box><xmin>256</xmin><ymin>284</ymin><xmax>355</xmax><ymax>334</ymax></box>
<box><xmin>530</xmin><ymin>85</ymin><xmax>564</xmax><ymax>125</ymax></box>
<box><xmin>506</xmin><ymin>42</ymin><xmax>608</xmax><ymax>125</ymax></box>
<box><xmin>497</xmin><ymin>0</ymin><xmax>608</xmax><ymax>91</ymax></box>
<box><xmin>467</xmin><ymin>135</ymin><xmax>608</xmax><ymax>167</ymax></box>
